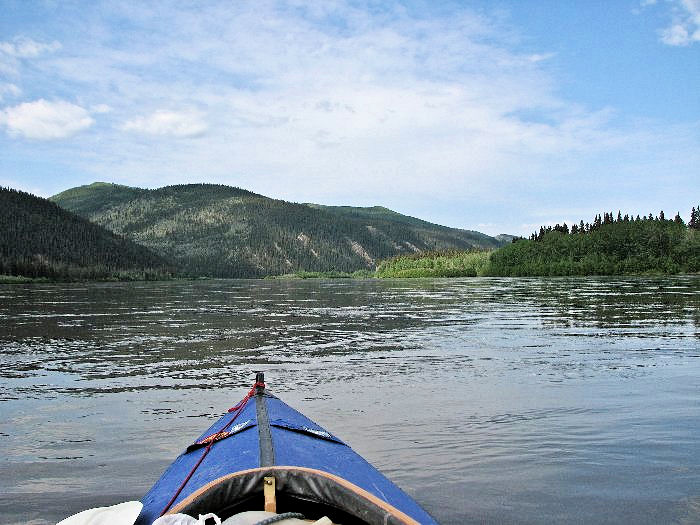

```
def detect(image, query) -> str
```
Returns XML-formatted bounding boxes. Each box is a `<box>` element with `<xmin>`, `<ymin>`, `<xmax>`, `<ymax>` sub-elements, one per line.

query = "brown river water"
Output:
<box><xmin>0</xmin><ymin>277</ymin><xmax>699</xmax><ymax>524</ymax></box>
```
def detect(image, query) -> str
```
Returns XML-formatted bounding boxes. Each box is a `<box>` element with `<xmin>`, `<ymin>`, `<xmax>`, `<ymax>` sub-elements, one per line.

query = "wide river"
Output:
<box><xmin>1</xmin><ymin>277</ymin><xmax>699</xmax><ymax>524</ymax></box>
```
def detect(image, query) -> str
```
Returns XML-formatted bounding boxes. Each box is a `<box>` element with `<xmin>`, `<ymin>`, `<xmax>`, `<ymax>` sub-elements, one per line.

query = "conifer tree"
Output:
<box><xmin>690</xmin><ymin>207</ymin><xmax>700</xmax><ymax>230</ymax></box>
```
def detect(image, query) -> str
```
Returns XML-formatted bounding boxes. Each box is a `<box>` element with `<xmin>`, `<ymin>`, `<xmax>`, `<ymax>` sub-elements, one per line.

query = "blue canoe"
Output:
<box><xmin>135</xmin><ymin>374</ymin><xmax>438</xmax><ymax>525</ymax></box>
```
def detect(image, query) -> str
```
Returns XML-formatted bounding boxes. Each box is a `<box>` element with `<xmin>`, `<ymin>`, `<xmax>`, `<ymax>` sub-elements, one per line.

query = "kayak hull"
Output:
<box><xmin>136</xmin><ymin>387</ymin><xmax>437</xmax><ymax>525</ymax></box>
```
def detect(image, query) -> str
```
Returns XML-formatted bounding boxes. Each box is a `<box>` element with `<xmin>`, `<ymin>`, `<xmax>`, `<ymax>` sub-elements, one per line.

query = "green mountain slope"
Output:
<box><xmin>0</xmin><ymin>187</ymin><xmax>172</xmax><ymax>279</ymax></box>
<box><xmin>52</xmin><ymin>182</ymin><xmax>504</xmax><ymax>278</ymax></box>
<box><xmin>308</xmin><ymin>204</ymin><xmax>500</xmax><ymax>248</ymax></box>
<box><xmin>51</xmin><ymin>181</ymin><xmax>148</xmax><ymax>216</ymax></box>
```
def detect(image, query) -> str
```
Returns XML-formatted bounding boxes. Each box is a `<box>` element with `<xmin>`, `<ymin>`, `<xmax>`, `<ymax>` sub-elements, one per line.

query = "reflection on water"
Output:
<box><xmin>0</xmin><ymin>277</ymin><xmax>699</xmax><ymax>524</ymax></box>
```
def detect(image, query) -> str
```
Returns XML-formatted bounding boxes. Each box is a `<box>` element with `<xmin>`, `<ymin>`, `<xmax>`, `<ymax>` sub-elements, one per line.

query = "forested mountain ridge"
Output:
<box><xmin>50</xmin><ymin>181</ymin><xmax>148</xmax><ymax>216</ymax></box>
<box><xmin>307</xmin><ymin>203</ymin><xmax>499</xmax><ymax>247</ymax></box>
<box><xmin>51</xmin><ymin>182</ymin><xmax>504</xmax><ymax>278</ymax></box>
<box><xmin>0</xmin><ymin>187</ymin><xmax>172</xmax><ymax>280</ymax></box>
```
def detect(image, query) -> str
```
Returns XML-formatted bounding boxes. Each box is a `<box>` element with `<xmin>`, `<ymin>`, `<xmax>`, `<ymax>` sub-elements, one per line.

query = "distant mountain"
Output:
<box><xmin>0</xmin><ymin>187</ymin><xmax>172</xmax><ymax>279</ymax></box>
<box><xmin>52</xmin><ymin>182</ymin><xmax>505</xmax><ymax>278</ymax></box>
<box><xmin>495</xmin><ymin>234</ymin><xmax>519</xmax><ymax>243</ymax></box>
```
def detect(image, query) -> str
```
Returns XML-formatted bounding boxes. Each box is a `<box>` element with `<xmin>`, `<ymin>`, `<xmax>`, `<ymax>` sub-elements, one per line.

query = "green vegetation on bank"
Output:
<box><xmin>0</xmin><ymin>274</ymin><xmax>50</xmax><ymax>284</ymax></box>
<box><xmin>0</xmin><ymin>271</ymin><xmax>170</xmax><ymax>284</ymax></box>
<box><xmin>0</xmin><ymin>187</ymin><xmax>174</xmax><ymax>281</ymax></box>
<box><xmin>489</xmin><ymin>211</ymin><xmax>699</xmax><ymax>276</ymax></box>
<box><xmin>52</xmin><ymin>182</ymin><xmax>504</xmax><ymax>278</ymax></box>
<box><xmin>271</xmin><ymin>269</ymin><xmax>375</xmax><ymax>279</ymax></box>
<box><xmin>376</xmin><ymin>209</ymin><xmax>700</xmax><ymax>277</ymax></box>
<box><xmin>376</xmin><ymin>250</ymin><xmax>492</xmax><ymax>277</ymax></box>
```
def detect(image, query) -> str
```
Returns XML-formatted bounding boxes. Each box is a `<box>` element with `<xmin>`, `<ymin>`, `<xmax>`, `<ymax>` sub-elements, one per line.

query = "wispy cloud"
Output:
<box><xmin>0</xmin><ymin>37</ymin><xmax>61</xmax><ymax>58</ymax></box>
<box><xmin>30</xmin><ymin>2</ymin><xmax>597</xmax><ymax>194</ymax></box>
<box><xmin>0</xmin><ymin>83</ymin><xmax>21</xmax><ymax>101</ymax></box>
<box><xmin>122</xmin><ymin>110</ymin><xmax>208</xmax><ymax>138</ymax></box>
<box><xmin>656</xmin><ymin>0</ymin><xmax>700</xmax><ymax>45</ymax></box>
<box><xmin>0</xmin><ymin>36</ymin><xmax>62</xmax><ymax>77</ymax></box>
<box><xmin>91</xmin><ymin>104</ymin><xmax>112</xmax><ymax>114</ymax></box>
<box><xmin>527</xmin><ymin>53</ymin><xmax>556</xmax><ymax>63</ymax></box>
<box><xmin>1</xmin><ymin>1</ymin><xmax>698</xmax><ymax>234</ymax></box>
<box><xmin>0</xmin><ymin>99</ymin><xmax>94</xmax><ymax>140</ymax></box>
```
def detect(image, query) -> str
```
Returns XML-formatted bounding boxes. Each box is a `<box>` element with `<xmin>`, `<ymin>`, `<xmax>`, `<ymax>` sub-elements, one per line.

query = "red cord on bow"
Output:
<box><xmin>159</xmin><ymin>379</ymin><xmax>265</xmax><ymax>517</ymax></box>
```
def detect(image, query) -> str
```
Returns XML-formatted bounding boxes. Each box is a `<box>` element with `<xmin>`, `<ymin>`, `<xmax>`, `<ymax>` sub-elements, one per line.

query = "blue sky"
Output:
<box><xmin>1</xmin><ymin>0</ymin><xmax>698</xmax><ymax>235</ymax></box>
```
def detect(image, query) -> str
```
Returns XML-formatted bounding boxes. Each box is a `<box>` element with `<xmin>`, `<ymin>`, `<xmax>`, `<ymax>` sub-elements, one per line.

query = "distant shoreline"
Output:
<box><xmin>3</xmin><ymin>271</ymin><xmax>699</xmax><ymax>285</ymax></box>
<box><xmin>0</xmin><ymin>274</ymin><xmax>181</xmax><ymax>284</ymax></box>
<box><xmin>3</xmin><ymin>213</ymin><xmax>699</xmax><ymax>283</ymax></box>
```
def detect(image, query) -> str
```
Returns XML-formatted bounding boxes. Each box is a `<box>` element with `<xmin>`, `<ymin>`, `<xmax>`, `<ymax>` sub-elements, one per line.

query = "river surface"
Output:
<box><xmin>0</xmin><ymin>277</ymin><xmax>699</xmax><ymax>524</ymax></box>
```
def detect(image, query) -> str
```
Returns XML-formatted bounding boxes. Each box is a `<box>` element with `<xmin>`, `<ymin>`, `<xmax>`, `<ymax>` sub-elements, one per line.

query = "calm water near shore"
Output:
<box><xmin>1</xmin><ymin>277</ymin><xmax>699</xmax><ymax>524</ymax></box>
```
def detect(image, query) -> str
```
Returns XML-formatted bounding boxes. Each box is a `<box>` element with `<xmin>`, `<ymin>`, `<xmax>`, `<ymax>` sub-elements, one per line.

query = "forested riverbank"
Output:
<box><xmin>378</xmin><ymin>210</ymin><xmax>700</xmax><ymax>278</ymax></box>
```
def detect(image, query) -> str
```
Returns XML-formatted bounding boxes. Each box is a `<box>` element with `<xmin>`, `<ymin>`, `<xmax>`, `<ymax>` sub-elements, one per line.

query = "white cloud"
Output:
<box><xmin>658</xmin><ymin>0</ymin><xmax>700</xmax><ymax>45</ymax></box>
<box><xmin>122</xmin><ymin>110</ymin><xmax>208</xmax><ymax>138</ymax></box>
<box><xmin>0</xmin><ymin>99</ymin><xmax>94</xmax><ymax>139</ymax></box>
<box><xmin>67</xmin><ymin>2</ymin><xmax>580</xmax><ymax>196</ymax></box>
<box><xmin>661</xmin><ymin>23</ymin><xmax>693</xmax><ymax>44</ymax></box>
<box><xmin>0</xmin><ymin>37</ymin><xmax>61</xmax><ymax>57</ymax></box>
<box><xmin>0</xmin><ymin>37</ymin><xmax>61</xmax><ymax>78</ymax></box>
<box><xmin>28</xmin><ymin>3</ymin><xmax>685</xmax><ymax>200</ymax></box>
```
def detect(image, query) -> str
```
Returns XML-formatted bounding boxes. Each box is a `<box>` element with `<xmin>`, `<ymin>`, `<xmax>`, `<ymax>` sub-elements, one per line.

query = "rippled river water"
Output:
<box><xmin>1</xmin><ymin>277</ymin><xmax>699</xmax><ymax>524</ymax></box>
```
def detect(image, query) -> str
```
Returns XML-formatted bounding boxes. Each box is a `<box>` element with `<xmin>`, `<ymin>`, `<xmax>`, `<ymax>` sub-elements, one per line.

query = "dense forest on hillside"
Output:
<box><xmin>375</xmin><ymin>209</ymin><xmax>700</xmax><ymax>278</ymax></box>
<box><xmin>52</xmin><ymin>182</ymin><xmax>503</xmax><ymax>278</ymax></box>
<box><xmin>0</xmin><ymin>187</ymin><xmax>173</xmax><ymax>280</ymax></box>
<box><xmin>308</xmin><ymin>203</ymin><xmax>499</xmax><ymax>249</ymax></box>
<box><xmin>489</xmin><ymin>210</ymin><xmax>700</xmax><ymax>276</ymax></box>
<box><xmin>7</xmin><ymin>179</ymin><xmax>697</xmax><ymax>280</ymax></box>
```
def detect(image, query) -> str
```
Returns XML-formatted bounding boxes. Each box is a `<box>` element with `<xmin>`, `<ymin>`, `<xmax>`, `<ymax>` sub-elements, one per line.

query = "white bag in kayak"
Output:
<box><xmin>152</xmin><ymin>513</ymin><xmax>221</xmax><ymax>525</ymax></box>
<box><xmin>56</xmin><ymin>501</ymin><xmax>143</xmax><ymax>525</ymax></box>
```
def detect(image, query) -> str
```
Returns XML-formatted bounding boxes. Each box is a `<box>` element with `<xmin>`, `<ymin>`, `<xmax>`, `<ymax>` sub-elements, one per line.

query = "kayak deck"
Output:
<box><xmin>136</xmin><ymin>377</ymin><xmax>437</xmax><ymax>525</ymax></box>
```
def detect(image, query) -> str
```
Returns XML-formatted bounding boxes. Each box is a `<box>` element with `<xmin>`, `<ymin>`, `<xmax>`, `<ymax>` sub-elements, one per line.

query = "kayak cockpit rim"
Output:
<box><xmin>167</xmin><ymin>465</ymin><xmax>421</xmax><ymax>525</ymax></box>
